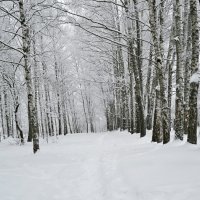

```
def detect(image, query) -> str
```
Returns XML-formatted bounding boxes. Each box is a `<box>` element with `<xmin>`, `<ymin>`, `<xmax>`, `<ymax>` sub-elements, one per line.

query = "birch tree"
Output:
<box><xmin>18</xmin><ymin>0</ymin><xmax>39</xmax><ymax>153</ymax></box>
<box><xmin>147</xmin><ymin>0</ymin><xmax>170</xmax><ymax>144</ymax></box>
<box><xmin>174</xmin><ymin>0</ymin><xmax>184</xmax><ymax>140</ymax></box>
<box><xmin>187</xmin><ymin>0</ymin><xmax>199</xmax><ymax>144</ymax></box>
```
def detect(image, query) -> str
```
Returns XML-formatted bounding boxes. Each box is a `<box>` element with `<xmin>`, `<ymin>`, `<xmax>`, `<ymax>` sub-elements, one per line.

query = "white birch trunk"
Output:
<box><xmin>188</xmin><ymin>0</ymin><xmax>199</xmax><ymax>144</ymax></box>
<box><xmin>18</xmin><ymin>0</ymin><xmax>39</xmax><ymax>153</ymax></box>
<box><xmin>174</xmin><ymin>0</ymin><xmax>185</xmax><ymax>140</ymax></box>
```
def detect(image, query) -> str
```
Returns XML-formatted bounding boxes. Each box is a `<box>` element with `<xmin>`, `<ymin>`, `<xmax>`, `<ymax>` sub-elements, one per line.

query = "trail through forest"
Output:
<box><xmin>0</xmin><ymin>131</ymin><xmax>200</xmax><ymax>200</ymax></box>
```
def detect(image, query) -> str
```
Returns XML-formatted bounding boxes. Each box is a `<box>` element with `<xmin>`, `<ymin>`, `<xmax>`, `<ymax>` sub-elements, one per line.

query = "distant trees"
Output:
<box><xmin>0</xmin><ymin>0</ymin><xmax>101</xmax><ymax>152</ymax></box>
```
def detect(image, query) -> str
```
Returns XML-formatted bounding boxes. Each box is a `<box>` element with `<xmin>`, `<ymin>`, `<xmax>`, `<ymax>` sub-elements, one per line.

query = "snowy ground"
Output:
<box><xmin>0</xmin><ymin>131</ymin><xmax>200</xmax><ymax>200</ymax></box>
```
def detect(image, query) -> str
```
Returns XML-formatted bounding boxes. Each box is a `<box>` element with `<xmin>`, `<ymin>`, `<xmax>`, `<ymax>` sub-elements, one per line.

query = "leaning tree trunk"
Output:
<box><xmin>187</xmin><ymin>0</ymin><xmax>199</xmax><ymax>144</ymax></box>
<box><xmin>15</xmin><ymin>103</ymin><xmax>24</xmax><ymax>144</ymax></box>
<box><xmin>18</xmin><ymin>0</ymin><xmax>39</xmax><ymax>153</ymax></box>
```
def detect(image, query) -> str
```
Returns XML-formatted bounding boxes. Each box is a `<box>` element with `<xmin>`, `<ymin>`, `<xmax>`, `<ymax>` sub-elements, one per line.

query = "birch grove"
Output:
<box><xmin>0</xmin><ymin>0</ymin><xmax>199</xmax><ymax>152</ymax></box>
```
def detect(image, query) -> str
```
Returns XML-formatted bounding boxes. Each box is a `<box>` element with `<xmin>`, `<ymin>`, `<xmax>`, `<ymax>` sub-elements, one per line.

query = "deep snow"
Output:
<box><xmin>0</xmin><ymin>131</ymin><xmax>200</xmax><ymax>200</ymax></box>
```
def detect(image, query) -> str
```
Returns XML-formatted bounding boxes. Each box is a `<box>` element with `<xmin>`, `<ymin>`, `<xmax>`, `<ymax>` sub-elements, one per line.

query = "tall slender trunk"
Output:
<box><xmin>115</xmin><ymin>3</ymin><xmax>126</xmax><ymax>130</ymax></box>
<box><xmin>166</xmin><ymin>10</ymin><xmax>175</xmax><ymax>132</ymax></box>
<box><xmin>18</xmin><ymin>0</ymin><xmax>39</xmax><ymax>153</ymax></box>
<box><xmin>124</xmin><ymin>0</ymin><xmax>146</xmax><ymax>137</ymax></box>
<box><xmin>40</xmin><ymin>35</ymin><xmax>53</xmax><ymax>137</ymax></box>
<box><xmin>4</xmin><ymin>89</ymin><xmax>10</xmax><ymax>137</ymax></box>
<box><xmin>133</xmin><ymin>0</ymin><xmax>143</xmax><ymax>98</ymax></box>
<box><xmin>128</xmin><ymin>65</ymin><xmax>135</xmax><ymax>134</ymax></box>
<box><xmin>32</xmin><ymin>31</ymin><xmax>40</xmax><ymax>137</ymax></box>
<box><xmin>167</xmin><ymin>52</ymin><xmax>175</xmax><ymax>132</ymax></box>
<box><xmin>144</xmin><ymin>45</ymin><xmax>153</xmax><ymax>112</ymax></box>
<box><xmin>184</xmin><ymin>12</ymin><xmax>192</xmax><ymax>135</ymax></box>
<box><xmin>0</xmin><ymin>93</ymin><xmax>5</xmax><ymax>140</ymax></box>
<box><xmin>56</xmin><ymin>75</ymin><xmax>62</xmax><ymax>136</ymax></box>
<box><xmin>148</xmin><ymin>0</ymin><xmax>170</xmax><ymax>144</ymax></box>
<box><xmin>62</xmin><ymin>101</ymin><xmax>68</xmax><ymax>135</ymax></box>
<box><xmin>38</xmin><ymin>85</ymin><xmax>45</xmax><ymax>139</ymax></box>
<box><xmin>54</xmin><ymin>53</ymin><xmax>62</xmax><ymax>135</ymax></box>
<box><xmin>188</xmin><ymin>0</ymin><xmax>199</xmax><ymax>144</ymax></box>
<box><xmin>174</xmin><ymin>0</ymin><xmax>185</xmax><ymax>140</ymax></box>
<box><xmin>152</xmin><ymin>86</ymin><xmax>162</xmax><ymax>143</ymax></box>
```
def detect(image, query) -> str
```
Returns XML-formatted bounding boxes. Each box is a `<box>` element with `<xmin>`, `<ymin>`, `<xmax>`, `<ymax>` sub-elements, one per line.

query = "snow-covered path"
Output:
<box><xmin>0</xmin><ymin>132</ymin><xmax>200</xmax><ymax>200</ymax></box>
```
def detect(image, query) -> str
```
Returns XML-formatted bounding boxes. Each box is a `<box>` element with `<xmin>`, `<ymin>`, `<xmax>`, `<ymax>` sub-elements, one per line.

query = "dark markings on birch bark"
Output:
<box><xmin>147</xmin><ymin>0</ymin><xmax>170</xmax><ymax>144</ymax></box>
<box><xmin>18</xmin><ymin>0</ymin><xmax>39</xmax><ymax>153</ymax></box>
<box><xmin>174</xmin><ymin>0</ymin><xmax>184</xmax><ymax>140</ymax></box>
<box><xmin>188</xmin><ymin>0</ymin><xmax>199</xmax><ymax>144</ymax></box>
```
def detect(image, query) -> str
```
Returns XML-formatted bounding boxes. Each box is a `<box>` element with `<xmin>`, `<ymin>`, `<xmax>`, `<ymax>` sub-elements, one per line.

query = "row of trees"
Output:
<box><xmin>73</xmin><ymin>0</ymin><xmax>200</xmax><ymax>143</ymax></box>
<box><xmin>0</xmin><ymin>0</ymin><xmax>199</xmax><ymax>153</ymax></box>
<box><xmin>0</xmin><ymin>0</ymin><xmax>102</xmax><ymax>153</ymax></box>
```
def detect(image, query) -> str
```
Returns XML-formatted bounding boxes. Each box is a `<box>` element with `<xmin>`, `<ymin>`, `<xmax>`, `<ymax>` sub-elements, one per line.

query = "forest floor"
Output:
<box><xmin>0</xmin><ymin>130</ymin><xmax>200</xmax><ymax>200</ymax></box>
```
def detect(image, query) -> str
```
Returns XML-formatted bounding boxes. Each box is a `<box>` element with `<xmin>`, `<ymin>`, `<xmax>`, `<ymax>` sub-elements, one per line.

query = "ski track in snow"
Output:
<box><xmin>0</xmin><ymin>131</ymin><xmax>200</xmax><ymax>200</ymax></box>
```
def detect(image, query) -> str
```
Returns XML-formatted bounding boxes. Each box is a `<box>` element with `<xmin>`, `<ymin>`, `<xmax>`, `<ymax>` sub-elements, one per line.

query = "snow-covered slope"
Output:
<box><xmin>0</xmin><ymin>131</ymin><xmax>200</xmax><ymax>200</ymax></box>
